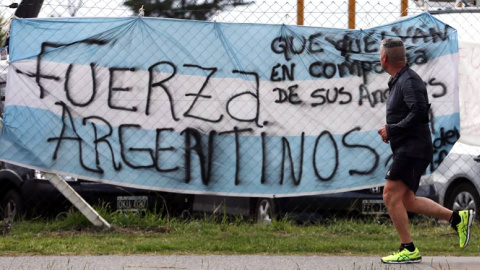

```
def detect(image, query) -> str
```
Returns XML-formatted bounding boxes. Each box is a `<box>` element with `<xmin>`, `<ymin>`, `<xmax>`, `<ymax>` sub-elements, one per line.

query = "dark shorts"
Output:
<box><xmin>385</xmin><ymin>154</ymin><xmax>430</xmax><ymax>193</ymax></box>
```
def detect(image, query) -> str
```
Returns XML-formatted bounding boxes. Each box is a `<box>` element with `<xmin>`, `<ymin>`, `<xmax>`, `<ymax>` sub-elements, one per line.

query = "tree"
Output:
<box><xmin>3</xmin><ymin>0</ymin><xmax>44</xmax><ymax>51</ymax></box>
<box><xmin>15</xmin><ymin>0</ymin><xmax>44</xmax><ymax>18</ymax></box>
<box><xmin>123</xmin><ymin>0</ymin><xmax>252</xmax><ymax>21</ymax></box>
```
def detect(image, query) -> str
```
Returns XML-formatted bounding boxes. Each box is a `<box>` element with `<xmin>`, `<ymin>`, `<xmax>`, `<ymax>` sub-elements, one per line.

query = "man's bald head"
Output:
<box><xmin>380</xmin><ymin>38</ymin><xmax>406</xmax><ymax>66</ymax></box>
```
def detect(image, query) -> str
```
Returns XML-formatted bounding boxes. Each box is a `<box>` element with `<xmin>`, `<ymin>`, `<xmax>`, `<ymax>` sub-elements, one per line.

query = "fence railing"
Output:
<box><xmin>0</xmin><ymin>0</ymin><xmax>479</xmax><ymax>225</ymax></box>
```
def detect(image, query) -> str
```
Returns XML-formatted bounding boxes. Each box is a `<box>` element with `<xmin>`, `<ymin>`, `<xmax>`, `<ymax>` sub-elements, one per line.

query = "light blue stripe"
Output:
<box><xmin>9</xmin><ymin>13</ymin><xmax>457</xmax><ymax>81</ymax></box>
<box><xmin>0</xmin><ymin>105</ymin><xmax>459</xmax><ymax>195</ymax></box>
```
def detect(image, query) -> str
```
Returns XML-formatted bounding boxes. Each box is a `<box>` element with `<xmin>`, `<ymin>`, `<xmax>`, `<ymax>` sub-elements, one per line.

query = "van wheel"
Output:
<box><xmin>1</xmin><ymin>189</ymin><xmax>24</xmax><ymax>221</ymax></box>
<box><xmin>447</xmin><ymin>182</ymin><xmax>480</xmax><ymax>217</ymax></box>
<box><xmin>254</xmin><ymin>198</ymin><xmax>275</xmax><ymax>225</ymax></box>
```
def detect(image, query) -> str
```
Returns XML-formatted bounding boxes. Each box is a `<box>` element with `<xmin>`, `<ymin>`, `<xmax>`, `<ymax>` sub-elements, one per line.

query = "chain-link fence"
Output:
<box><xmin>0</xmin><ymin>0</ymin><xmax>479</xmax><ymax>225</ymax></box>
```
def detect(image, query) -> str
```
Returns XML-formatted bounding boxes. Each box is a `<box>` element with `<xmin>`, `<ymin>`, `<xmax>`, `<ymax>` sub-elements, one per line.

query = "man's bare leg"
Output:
<box><xmin>402</xmin><ymin>191</ymin><xmax>452</xmax><ymax>221</ymax></box>
<box><xmin>383</xmin><ymin>179</ymin><xmax>412</xmax><ymax>243</ymax></box>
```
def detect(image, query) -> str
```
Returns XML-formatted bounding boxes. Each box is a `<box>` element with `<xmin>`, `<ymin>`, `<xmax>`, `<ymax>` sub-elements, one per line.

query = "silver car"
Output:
<box><xmin>431</xmin><ymin>141</ymin><xmax>480</xmax><ymax>214</ymax></box>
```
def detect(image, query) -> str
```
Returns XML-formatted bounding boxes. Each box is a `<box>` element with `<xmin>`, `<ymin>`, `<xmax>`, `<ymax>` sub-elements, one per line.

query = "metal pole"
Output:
<box><xmin>297</xmin><ymin>0</ymin><xmax>304</xmax><ymax>25</ymax></box>
<box><xmin>46</xmin><ymin>173</ymin><xmax>111</xmax><ymax>229</ymax></box>
<box><xmin>348</xmin><ymin>0</ymin><xmax>355</xmax><ymax>29</ymax></box>
<box><xmin>401</xmin><ymin>0</ymin><xmax>408</xmax><ymax>17</ymax></box>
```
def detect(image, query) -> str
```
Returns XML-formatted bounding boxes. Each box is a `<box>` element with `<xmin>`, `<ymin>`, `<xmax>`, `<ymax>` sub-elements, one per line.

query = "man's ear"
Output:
<box><xmin>382</xmin><ymin>54</ymin><xmax>388</xmax><ymax>62</ymax></box>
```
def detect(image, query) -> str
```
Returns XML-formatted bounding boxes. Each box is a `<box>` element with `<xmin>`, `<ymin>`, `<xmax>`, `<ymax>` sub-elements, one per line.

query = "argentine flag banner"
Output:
<box><xmin>0</xmin><ymin>13</ymin><xmax>459</xmax><ymax>197</ymax></box>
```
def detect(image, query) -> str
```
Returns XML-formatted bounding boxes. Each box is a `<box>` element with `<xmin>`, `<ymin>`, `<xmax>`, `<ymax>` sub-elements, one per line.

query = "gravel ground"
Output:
<box><xmin>0</xmin><ymin>255</ymin><xmax>479</xmax><ymax>270</ymax></box>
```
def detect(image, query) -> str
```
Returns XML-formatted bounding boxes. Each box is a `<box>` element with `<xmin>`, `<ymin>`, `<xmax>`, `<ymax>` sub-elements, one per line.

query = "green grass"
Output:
<box><xmin>0</xmin><ymin>211</ymin><xmax>478</xmax><ymax>256</ymax></box>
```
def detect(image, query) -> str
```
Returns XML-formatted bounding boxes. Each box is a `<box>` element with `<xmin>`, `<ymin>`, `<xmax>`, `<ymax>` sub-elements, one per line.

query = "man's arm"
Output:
<box><xmin>386</xmin><ymin>77</ymin><xmax>429</xmax><ymax>137</ymax></box>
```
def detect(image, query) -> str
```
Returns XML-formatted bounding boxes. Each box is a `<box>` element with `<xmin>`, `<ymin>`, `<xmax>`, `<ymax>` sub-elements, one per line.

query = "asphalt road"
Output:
<box><xmin>0</xmin><ymin>255</ymin><xmax>479</xmax><ymax>270</ymax></box>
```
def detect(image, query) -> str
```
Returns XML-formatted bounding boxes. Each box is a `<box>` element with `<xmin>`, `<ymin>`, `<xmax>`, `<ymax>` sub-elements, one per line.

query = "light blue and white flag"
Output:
<box><xmin>0</xmin><ymin>13</ymin><xmax>459</xmax><ymax>196</ymax></box>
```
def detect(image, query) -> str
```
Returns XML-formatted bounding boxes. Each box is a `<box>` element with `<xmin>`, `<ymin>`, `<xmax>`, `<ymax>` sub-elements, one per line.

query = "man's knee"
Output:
<box><xmin>383</xmin><ymin>182</ymin><xmax>403</xmax><ymax>206</ymax></box>
<box><xmin>383</xmin><ymin>186</ymin><xmax>395</xmax><ymax>205</ymax></box>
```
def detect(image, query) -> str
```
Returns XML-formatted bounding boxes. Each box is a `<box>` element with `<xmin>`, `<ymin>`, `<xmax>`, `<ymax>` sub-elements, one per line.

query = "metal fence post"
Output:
<box><xmin>297</xmin><ymin>0</ymin><xmax>304</xmax><ymax>25</ymax></box>
<box><xmin>349</xmin><ymin>0</ymin><xmax>356</xmax><ymax>29</ymax></box>
<box><xmin>401</xmin><ymin>0</ymin><xmax>408</xmax><ymax>16</ymax></box>
<box><xmin>45</xmin><ymin>173</ymin><xmax>111</xmax><ymax>229</ymax></box>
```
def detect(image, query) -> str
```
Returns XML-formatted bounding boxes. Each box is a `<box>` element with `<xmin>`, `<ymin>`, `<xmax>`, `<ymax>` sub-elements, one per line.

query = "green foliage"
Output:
<box><xmin>123</xmin><ymin>0</ymin><xmax>252</xmax><ymax>20</ymax></box>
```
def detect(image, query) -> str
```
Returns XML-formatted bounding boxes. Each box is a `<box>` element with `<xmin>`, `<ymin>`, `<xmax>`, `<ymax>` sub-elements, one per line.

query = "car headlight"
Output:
<box><xmin>34</xmin><ymin>170</ymin><xmax>46</xmax><ymax>180</ymax></box>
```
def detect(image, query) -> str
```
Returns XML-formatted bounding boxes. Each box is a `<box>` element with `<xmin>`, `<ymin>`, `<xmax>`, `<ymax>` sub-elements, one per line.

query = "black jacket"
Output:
<box><xmin>385</xmin><ymin>65</ymin><xmax>433</xmax><ymax>161</ymax></box>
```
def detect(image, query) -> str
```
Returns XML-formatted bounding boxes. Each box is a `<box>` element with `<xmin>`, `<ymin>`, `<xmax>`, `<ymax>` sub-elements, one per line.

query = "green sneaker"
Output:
<box><xmin>456</xmin><ymin>210</ymin><xmax>475</xmax><ymax>248</ymax></box>
<box><xmin>381</xmin><ymin>247</ymin><xmax>422</xmax><ymax>264</ymax></box>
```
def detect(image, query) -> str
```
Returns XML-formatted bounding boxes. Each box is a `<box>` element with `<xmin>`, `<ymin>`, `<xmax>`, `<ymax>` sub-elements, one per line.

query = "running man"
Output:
<box><xmin>377</xmin><ymin>38</ymin><xmax>474</xmax><ymax>264</ymax></box>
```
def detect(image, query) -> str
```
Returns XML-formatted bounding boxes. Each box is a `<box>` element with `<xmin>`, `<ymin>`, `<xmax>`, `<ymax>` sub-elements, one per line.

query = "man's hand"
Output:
<box><xmin>378</xmin><ymin>125</ymin><xmax>389</xmax><ymax>143</ymax></box>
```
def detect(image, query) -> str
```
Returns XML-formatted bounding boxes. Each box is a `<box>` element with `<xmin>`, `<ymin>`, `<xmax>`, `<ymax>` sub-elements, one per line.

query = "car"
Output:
<box><xmin>0</xmin><ymin>162</ymin><xmax>193</xmax><ymax>221</ymax></box>
<box><xmin>192</xmin><ymin>181</ymin><xmax>437</xmax><ymax>224</ymax></box>
<box><xmin>1</xmin><ymin>153</ymin><xmax>439</xmax><ymax>224</ymax></box>
<box><xmin>0</xmin><ymin>164</ymin><xmax>391</xmax><ymax>223</ymax></box>
<box><xmin>431</xmin><ymin>141</ymin><xmax>480</xmax><ymax>216</ymax></box>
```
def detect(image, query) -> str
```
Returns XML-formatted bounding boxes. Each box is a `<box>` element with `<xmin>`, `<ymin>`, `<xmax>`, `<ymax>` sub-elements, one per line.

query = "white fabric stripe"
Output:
<box><xmin>6</xmin><ymin>55</ymin><xmax>458</xmax><ymax>136</ymax></box>
<box><xmin>458</xmin><ymin>41</ymin><xmax>480</xmax><ymax>145</ymax></box>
